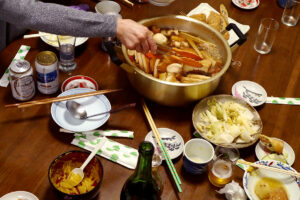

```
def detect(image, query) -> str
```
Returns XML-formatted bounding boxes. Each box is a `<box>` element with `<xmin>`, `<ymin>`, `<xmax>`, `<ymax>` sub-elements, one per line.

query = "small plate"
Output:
<box><xmin>255</xmin><ymin>138</ymin><xmax>295</xmax><ymax>166</ymax></box>
<box><xmin>39</xmin><ymin>32</ymin><xmax>88</xmax><ymax>48</ymax></box>
<box><xmin>1</xmin><ymin>191</ymin><xmax>39</xmax><ymax>200</ymax></box>
<box><xmin>232</xmin><ymin>0</ymin><xmax>260</xmax><ymax>10</ymax></box>
<box><xmin>243</xmin><ymin>160</ymin><xmax>300</xmax><ymax>200</ymax></box>
<box><xmin>145</xmin><ymin>128</ymin><xmax>184</xmax><ymax>160</ymax></box>
<box><xmin>232</xmin><ymin>80</ymin><xmax>267</xmax><ymax>107</ymax></box>
<box><xmin>61</xmin><ymin>75</ymin><xmax>98</xmax><ymax>92</ymax></box>
<box><xmin>51</xmin><ymin>88</ymin><xmax>111</xmax><ymax>132</ymax></box>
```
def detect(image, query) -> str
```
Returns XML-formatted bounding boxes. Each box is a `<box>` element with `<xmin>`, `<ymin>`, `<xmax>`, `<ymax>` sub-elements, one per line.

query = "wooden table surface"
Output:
<box><xmin>0</xmin><ymin>0</ymin><xmax>299</xmax><ymax>199</ymax></box>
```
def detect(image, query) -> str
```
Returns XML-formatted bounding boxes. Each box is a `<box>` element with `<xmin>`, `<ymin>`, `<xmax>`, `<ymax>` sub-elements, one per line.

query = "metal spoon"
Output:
<box><xmin>67</xmin><ymin>137</ymin><xmax>108</xmax><ymax>188</ymax></box>
<box><xmin>66</xmin><ymin>101</ymin><xmax>136</xmax><ymax>119</ymax></box>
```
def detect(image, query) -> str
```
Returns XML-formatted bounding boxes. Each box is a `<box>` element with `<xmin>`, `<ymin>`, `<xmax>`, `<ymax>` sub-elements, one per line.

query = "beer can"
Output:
<box><xmin>35</xmin><ymin>51</ymin><xmax>59</xmax><ymax>94</ymax></box>
<box><xmin>9</xmin><ymin>60</ymin><xmax>36</xmax><ymax>101</ymax></box>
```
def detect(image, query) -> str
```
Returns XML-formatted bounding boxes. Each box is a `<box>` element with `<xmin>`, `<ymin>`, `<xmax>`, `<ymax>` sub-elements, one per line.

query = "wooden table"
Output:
<box><xmin>0</xmin><ymin>0</ymin><xmax>299</xmax><ymax>199</ymax></box>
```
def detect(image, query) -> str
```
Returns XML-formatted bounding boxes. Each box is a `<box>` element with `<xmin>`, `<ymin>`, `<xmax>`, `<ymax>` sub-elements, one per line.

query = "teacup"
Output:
<box><xmin>183</xmin><ymin>139</ymin><xmax>214</xmax><ymax>175</ymax></box>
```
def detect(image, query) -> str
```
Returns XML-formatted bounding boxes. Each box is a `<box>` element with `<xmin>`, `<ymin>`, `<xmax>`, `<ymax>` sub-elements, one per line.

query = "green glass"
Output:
<box><xmin>120</xmin><ymin>141</ymin><xmax>161</xmax><ymax>200</ymax></box>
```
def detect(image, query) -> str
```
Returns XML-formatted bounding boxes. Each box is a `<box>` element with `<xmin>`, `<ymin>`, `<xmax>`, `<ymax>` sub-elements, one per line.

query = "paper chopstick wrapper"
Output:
<box><xmin>60</xmin><ymin>128</ymin><xmax>134</xmax><ymax>138</ymax></box>
<box><xmin>187</xmin><ymin>3</ymin><xmax>250</xmax><ymax>46</ymax></box>
<box><xmin>266</xmin><ymin>97</ymin><xmax>300</xmax><ymax>105</ymax></box>
<box><xmin>0</xmin><ymin>45</ymin><xmax>31</xmax><ymax>87</ymax></box>
<box><xmin>71</xmin><ymin>134</ymin><xmax>138</xmax><ymax>169</ymax></box>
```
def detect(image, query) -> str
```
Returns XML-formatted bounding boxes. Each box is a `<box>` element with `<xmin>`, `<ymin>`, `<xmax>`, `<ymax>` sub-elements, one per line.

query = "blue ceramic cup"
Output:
<box><xmin>183</xmin><ymin>139</ymin><xmax>214</xmax><ymax>175</ymax></box>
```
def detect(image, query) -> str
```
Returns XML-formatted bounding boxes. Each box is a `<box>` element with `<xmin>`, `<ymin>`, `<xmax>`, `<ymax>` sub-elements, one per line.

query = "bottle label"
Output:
<box><xmin>37</xmin><ymin>70</ymin><xmax>58</xmax><ymax>83</ymax></box>
<box><xmin>37</xmin><ymin>70</ymin><xmax>59</xmax><ymax>94</ymax></box>
<box><xmin>11</xmin><ymin>75</ymin><xmax>35</xmax><ymax>101</ymax></box>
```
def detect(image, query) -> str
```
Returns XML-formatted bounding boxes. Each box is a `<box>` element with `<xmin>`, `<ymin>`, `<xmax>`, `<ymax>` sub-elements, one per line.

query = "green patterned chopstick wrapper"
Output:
<box><xmin>72</xmin><ymin>135</ymin><xmax>138</xmax><ymax>169</ymax></box>
<box><xmin>266</xmin><ymin>97</ymin><xmax>300</xmax><ymax>105</ymax></box>
<box><xmin>0</xmin><ymin>45</ymin><xmax>31</xmax><ymax>87</ymax></box>
<box><xmin>60</xmin><ymin>128</ymin><xmax>134</xmax><ymax>138</ymax></box>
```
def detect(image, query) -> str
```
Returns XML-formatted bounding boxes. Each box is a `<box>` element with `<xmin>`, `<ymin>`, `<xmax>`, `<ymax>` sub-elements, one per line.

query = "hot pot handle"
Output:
<box><xmin>103</xmin><ymin>40</ymin><xmax>123</xmax><ymax>66</ymax></box>
<box><xmin>226</xmin><ymin>23</ymin><xmax>247</xmax><ymax>49</ymax></box>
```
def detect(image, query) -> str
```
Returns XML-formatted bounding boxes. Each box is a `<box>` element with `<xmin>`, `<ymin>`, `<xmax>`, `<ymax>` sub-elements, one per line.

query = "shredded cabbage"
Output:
<box><xmin>196</xmin><ymin>98</ymin><xmax>258</xmax><ymax>144</ymax></box>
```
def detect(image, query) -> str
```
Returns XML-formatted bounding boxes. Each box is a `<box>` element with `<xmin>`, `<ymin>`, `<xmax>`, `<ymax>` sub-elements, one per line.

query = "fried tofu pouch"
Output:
<box><xmin>259</xmin><ymin>135</ymin><xmax>284</xmax><ymax>154</ymax></box>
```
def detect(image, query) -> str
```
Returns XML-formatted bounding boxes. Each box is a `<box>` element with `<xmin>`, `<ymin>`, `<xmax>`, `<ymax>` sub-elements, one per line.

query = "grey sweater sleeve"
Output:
<box><xmin>0</xmin><ymin>0</ymin><xmax>117</xmax><ymax>37</ymax></box>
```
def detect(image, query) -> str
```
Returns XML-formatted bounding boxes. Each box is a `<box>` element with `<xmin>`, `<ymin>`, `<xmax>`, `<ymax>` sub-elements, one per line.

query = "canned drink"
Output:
<box><xmin>35</xmin><ymin>51</ymin><xmax>59</xmax><ymax>94</ymax></box>
<box><xmin>9</xmin><ymin>60</ymin><xmax>36</xmax><ymax>101</ymax></box>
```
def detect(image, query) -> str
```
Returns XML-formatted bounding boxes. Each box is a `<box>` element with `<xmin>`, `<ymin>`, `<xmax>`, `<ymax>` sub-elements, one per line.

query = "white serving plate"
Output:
<box><xmin>255</xmin><ymin>137</ymin><xmax>295</xmax><ymax>166</ymax></box>
<box><xmin>243</xmin><ymin>160</ymin><xmax>300</xmax><ymax>200</ymax></box>
<box><xmin>39</xmin><ymin>32</ymin><xmax>88</xmax><ymax>48</ymax></box>
<box><xmin>51</xmin><ymin>88</ymin><xmax>111</xmax><ymax>132</ymax></box>
<box><xmin>145</xmin><ymin>128</ymin><xmax>184</xmax><ymax>160</ymax></box>
<box><xmin>1</xmin><ymin>191</ymin><xmax>39</xmax><ymax>200</ymax></box>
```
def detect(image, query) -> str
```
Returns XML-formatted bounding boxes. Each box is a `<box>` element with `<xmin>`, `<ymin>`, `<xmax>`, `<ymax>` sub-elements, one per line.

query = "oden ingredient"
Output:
<box><xmin>254</xmin><ymin>177</ymin><xmax>288</xmax><ymax>200</ymax></box>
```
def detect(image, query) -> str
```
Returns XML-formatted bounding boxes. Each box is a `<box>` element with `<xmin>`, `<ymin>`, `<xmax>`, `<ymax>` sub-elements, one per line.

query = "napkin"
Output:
<box><xmin>217</xmin><ymin>181</ymin><xmax>247</xmax><ymax>200</ymax></box>
<box><xmin>60</xmin><ymin>128</ymin><xmax>134</xmax><ymax>138</ymax></box>
<box><xmin>0</xmin><ymin>45</ymin><xmax>30</xmax><ymax>87</ymax></box>
<box><xmin>71</xmin><ymin>132</ymin><xmax>138</xmax><ymax>169</ymax></box>
<box><xmin>187</xmin><ymin>3</ymin><xmax>250</xmax><ymax>46</ymax></box>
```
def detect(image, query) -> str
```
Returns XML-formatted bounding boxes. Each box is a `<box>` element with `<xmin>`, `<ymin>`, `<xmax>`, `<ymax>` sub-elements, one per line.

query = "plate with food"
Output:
<box><xmin>51</xmin><ymin>88</ymin><xmax>111</xmax><ymax>132</ymax></box>
<box><xmin>145</xmin><ymin>128</ymin><xmax>184</xmax><ymax>160</ymax></box>
<box><xmin>39</xmin><ymin>32</ymin><xmax>88</xmax><ymax>47</ymax></box>
<box><xmin>187</xmin><ymin>3</ymin><xmax>250</xmax><ymax>46</ymax></box>
<box><xmin>192</xmin><ymin>95</ymin><xmax>262</xmax><ymax>148</ymax></box>
<box><xmin>255</xmin><ymin>135</ymin><xmax>295</xmax><ymax>166</ymax></box>
<box><xmin>61</xmin><ymin>75</ymin><xmax>98</xmax><ymax>92</ymax></box>
<box><xmin>243</xmin><ymin>160</ymin><xmax>300</xmax><ymax>200</ymax></box>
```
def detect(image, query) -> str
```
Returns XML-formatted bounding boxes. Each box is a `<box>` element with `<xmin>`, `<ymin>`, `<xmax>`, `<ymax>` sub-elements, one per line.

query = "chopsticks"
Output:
<box><xmin>5</xmin><ymin>89</ymin><xmax>122</xmax><ymax>109</ymax></box>
<box><xmin>141</xmin><ymin>99</ymin><xmax>182</xmax><ymax>192</ymax></box>
<box><xmin>237</xmin><ymin>159</ymin><xmax>300</xmax><ymax>178</ymax></box>
<box><xmin>23</xmin><ymin>33</ymin><xmax>50</xmax><ymax>39</ymax></box>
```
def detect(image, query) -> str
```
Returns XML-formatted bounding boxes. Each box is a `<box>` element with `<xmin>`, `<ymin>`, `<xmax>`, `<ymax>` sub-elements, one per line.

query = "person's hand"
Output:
<box><xmin>116</xmin><ymin>19</ymin><xmax>157</xmax><ymax>53</ymax></box>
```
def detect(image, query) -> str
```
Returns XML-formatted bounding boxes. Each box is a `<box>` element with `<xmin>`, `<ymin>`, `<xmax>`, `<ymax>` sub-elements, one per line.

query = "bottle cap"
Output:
<box><xmin>232</xmin><ymin>80</ymin><xmax>267</xmax><ymax>107</ymax></box>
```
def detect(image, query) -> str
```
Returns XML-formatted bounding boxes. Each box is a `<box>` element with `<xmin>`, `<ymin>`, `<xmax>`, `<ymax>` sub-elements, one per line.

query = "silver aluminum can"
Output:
<box><xmin>35</xmin><ymin>51</ymin><xmax>59</xmax><ymax>94</ymax></box>
<box><xmin>9</xmin><ymin>60</ymin><xmax>35</xmax><ymax>101</ymax></box>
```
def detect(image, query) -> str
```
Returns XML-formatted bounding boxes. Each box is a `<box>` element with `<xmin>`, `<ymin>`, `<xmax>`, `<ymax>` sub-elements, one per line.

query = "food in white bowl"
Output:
<box><xmin>61</xmin><ymin>75</ymin><xmax>98</xmax><ymax>92</ymax></box>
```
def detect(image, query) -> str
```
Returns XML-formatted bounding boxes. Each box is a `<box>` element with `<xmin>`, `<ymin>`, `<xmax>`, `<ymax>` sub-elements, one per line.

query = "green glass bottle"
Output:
<box><xmin>120</xmin><ymin>141</ymin><xmax>161</xmax><ymax>200</ymax></box>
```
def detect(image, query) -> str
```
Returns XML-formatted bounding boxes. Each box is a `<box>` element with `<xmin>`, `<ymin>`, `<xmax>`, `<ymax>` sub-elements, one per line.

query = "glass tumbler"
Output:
<box><xmin>57</xmin><ymin>35</ymin><xmax>77</xmax><ymax>73</ymax></box>
<box><xmin>208</xmin><ymin>147</ymin><xmax>239</xmax><ymax>187</ymax></box>
<box><xmin>254</xmin><ymin>18</ymin><xmax>279</xmax><ymax>54</ymax></box>
<box><xmin>281</xmin><ymin>0</ymin><xmax>300</xmax><ymax>26</ymax></box>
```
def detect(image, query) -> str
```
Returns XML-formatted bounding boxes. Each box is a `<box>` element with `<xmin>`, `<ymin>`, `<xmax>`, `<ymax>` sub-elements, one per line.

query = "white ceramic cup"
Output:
<box><xmin>281</xmin><ymin>0</ymin><xmax>300</xmax><ymax>26</ymax></box>
<box><xmin>254</xmin><ymin>18</ymin><xmax>279</xmax><ymax>54</ymax></box>
<box><xmin>183</xmin><ymin>139</ymin><xmax>214</xmax><ymax>175</ymax></box>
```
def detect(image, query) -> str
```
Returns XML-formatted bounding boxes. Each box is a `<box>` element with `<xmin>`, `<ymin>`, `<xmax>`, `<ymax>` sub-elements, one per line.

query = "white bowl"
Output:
<box><xmin>95</xmin><ymin>1</ymin><xmax>121</xmax><ymax>14</ymax></box>
<box><xmin>149</xmin><ymin>0</ymin><xmax>175</xmax><ymax>6</ymax></box>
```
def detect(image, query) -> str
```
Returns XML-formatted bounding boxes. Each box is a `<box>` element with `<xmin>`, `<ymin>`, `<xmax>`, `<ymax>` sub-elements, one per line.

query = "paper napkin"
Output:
<box><xmin>187</xmin><ymin>3</ymin><xmax>250</xmax><ymax>46</ymax></box>
<box><xmin>0</xmin><ymin>45</ymin><xmax>31</xmax><ymax>87</ymax></box>
<box><xmin>71</xmin><ymin>133</ymin><xmax>138</xmax><ymax>169</ymax></box>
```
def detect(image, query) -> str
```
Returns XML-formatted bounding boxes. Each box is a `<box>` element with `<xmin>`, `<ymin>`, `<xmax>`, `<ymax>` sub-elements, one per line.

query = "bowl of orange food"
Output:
<box><xmin>48</xmin><ymin>151</ymin><xmax>103</xmax><ymax>200</ymax></box>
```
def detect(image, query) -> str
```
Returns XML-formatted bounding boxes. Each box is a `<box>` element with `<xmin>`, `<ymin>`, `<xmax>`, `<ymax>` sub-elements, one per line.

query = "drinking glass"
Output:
<box><xmin>57</xmin><ymin>35</ymin><xmax>77</xmax><ymax>73</ymax></box>
<box><xmin>281</xmin><ymin>0</ymin><xmax>300</xmax><ymax>26</ymax></box>
<box><xmin>152</xmin><ymin>153</ymin><xmax>164</xmax><ymax>196</ymax></box>
<box><xmin>208</xmin><ymin>147</ymin><xmax>239</xmax><ymax>187</ymax></box>
<box><xmin>254</xmin><ymin>18</ymin><xmax>279</xmax><ymax>54</ymax></box>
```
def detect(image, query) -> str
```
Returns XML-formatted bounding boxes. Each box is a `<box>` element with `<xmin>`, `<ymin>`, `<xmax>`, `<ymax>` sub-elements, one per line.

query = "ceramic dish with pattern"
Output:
<box><xmin>51</xmin><ymin>88</ymin><xmax>111</xmax><ymax>132</ymax></box>
<box><xmin>243</xmin><ymin>160</ymin><xmax>300</xmax><ymax>200</ymax></box>
<box><xmin>145</xmin><ymin>128</ymin><xmax>184</xmax><ymax>160</ymax></box>
<box><xmin>232</xmin><ymin>0</ymin><xmax>260</xmax><ymax>10</ymax></box>
<box><xmin>61</xmin><ymin>75</ymin><xmax>98</xmax><ymax>92</ymax></box>
<box><xmin>39</xmin><ymin>32</ymin><xmax>88</xmax><ymax>48</ymax></box>
<box><xmin>255</xmin><ymin>138</ymin><xmax>295</xmax><ymax>166</ymax></box>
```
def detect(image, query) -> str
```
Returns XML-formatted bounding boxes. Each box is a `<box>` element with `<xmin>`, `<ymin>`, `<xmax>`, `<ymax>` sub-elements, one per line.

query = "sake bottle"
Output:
<box><xmin>120</xmin><ymin>141</ymin><xmax>161</xmax><ymax>200</ymax></box>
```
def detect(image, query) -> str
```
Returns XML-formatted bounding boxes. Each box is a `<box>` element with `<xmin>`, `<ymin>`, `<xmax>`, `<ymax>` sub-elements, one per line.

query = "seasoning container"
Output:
<box><xmin>9</xmin><ymin>60</ymin><xmax>35</xmax><ymax>101</ymax></box>
<box><xmin>35</xmin><ymin>51</ymin><xmax>59</xmax><ymax>94</ymax></box>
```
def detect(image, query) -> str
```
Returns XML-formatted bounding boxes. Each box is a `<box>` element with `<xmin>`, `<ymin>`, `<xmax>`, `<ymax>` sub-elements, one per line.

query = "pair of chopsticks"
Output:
<box><xmin>23</xmin><ymin>33</ymin><xmax>51</xmax><ymax>39</ymax></box>
<box><xmin>141</xmin><ymin>99</ymin><xmax>182</xmax><ymax>192</ymax></box>
<box><xmin>237</xmin><ymin>159</ymin><xmax>300</xmax><ymax>178</ymax></box>
<box><xmin>5</xmin><ymin>89</ymin><xmax>122</xmax><ymax>109</ymax></box>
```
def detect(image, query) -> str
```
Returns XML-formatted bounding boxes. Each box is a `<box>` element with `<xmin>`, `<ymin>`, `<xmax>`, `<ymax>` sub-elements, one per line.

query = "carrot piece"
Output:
<box><xmin>145</xmin><ymin>52</ymin><xmax>157</xmax><ymax>59</ymax></box>
<box><xmin>170</xmin><ymin>55</ymin><xmax>203</xmax><ymax>68</ymax></box>
<box><xmin>172</xmin><ymin>48</ymin><xmax>202</xmax><ymax>60</ymax></box>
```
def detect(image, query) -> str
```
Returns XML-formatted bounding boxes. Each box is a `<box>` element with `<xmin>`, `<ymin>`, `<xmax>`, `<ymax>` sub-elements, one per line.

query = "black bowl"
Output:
<box><xmin>48</xmin><ymin>150</ymin><xmax>103</xmax><ymax>200</ymax></box>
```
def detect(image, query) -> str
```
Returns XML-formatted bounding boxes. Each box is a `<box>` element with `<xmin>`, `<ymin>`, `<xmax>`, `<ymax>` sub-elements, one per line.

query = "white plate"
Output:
<box><xmin>145</xmin><ymin>128</ymin><xmax>184</xmax><ymax>160</ymax></box>
<box><xmin>1</xmin><ymin>191</ymin><xmax>39</xmax><ymax>200</ymax></box>
<box><xmin>232</xmin><ymin>80</ymin><xmax>267</xmax><ymax>107</ymax></box>
<box><xmin>51</xmin><ymin>88</ymin><xmax>111</xmax><ymax>132</ymax></box>
<box><xmin>39</xmin><ymin>32</ymin><xmax>88</xmax><ymax>48</ymax></box>
<box><xmin>232</xmin><ymin>0</ymin><xmax>260</xmax><ymax>10</ymax></box>
<box><xmin>255</xmin><ymin>138</ymin><xmax>295</xmax><ymax>166</ymax></box>
<box><xmin>243</xmin><ymin>160</ymin><xmax>300</xmax><ymax>200</ymax></box>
